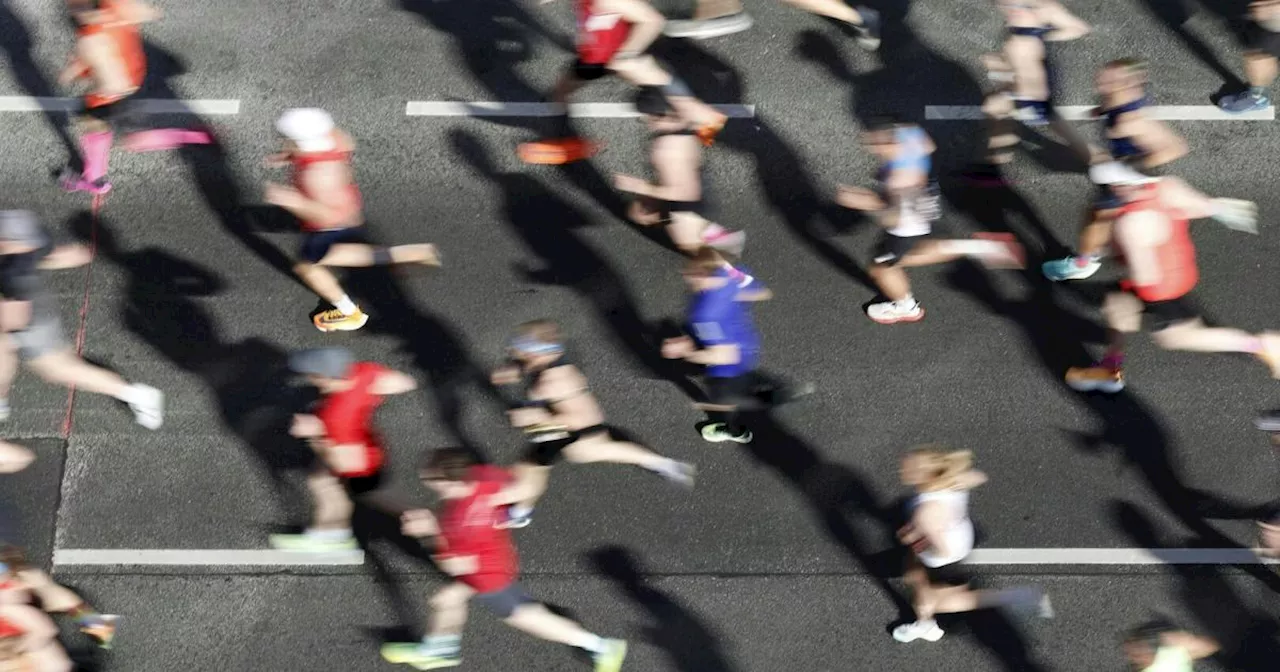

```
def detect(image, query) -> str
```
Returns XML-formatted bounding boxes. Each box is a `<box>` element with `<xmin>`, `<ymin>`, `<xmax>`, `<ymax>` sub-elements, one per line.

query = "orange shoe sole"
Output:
<box><xmin>517</xmin><ymin>140</ymin><xmax>602</xmax><ymax>165</ymax></box>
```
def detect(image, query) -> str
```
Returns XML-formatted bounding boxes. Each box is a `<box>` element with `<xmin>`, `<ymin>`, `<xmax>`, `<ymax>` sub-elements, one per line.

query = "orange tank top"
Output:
<box><xmin>289</xmin><ymin>139</ymin><xmax>363</xmax><ymax>232</ymax></box>
<box><xmin>1116</xmin><ymin>186</ymin><xmax>1198</xmax><ymax>302</ymax></box>
<box><xmin>78</xmin><ymin>1</ymin><xmax>147</xmax><ymax>108</ymax></box>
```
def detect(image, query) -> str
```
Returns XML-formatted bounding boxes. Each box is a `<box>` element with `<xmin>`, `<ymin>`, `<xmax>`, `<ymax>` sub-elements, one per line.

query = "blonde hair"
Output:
<box><xmin>906</xmin><ymin>444</ymin><xmax>974</xmax><ymax>490</ymax></box>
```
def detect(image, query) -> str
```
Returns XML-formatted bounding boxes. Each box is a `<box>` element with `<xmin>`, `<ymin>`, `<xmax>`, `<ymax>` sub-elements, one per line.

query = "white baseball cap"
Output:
<box><xmin>276</xmin><ymin>108</ymin><xmax>336</xmax><ymax>152</ymax></box>
<box><xmin>1089</xmin><ymin>161</ymin><xmax>1157</xmax><ymax>187</ymax></box>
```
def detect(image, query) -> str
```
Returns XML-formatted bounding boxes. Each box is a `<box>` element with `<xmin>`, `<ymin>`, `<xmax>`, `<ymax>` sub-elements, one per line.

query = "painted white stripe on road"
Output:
<box><xmin>966</xmin><ymin>548</ymin><xmax>1279</xmax><ymax>565</ymax></box>
<box><xmin>53</xmin><ymin>549</ymin><xmax>364</xmax><ymax>566</ymax></box>
<box><xmin>926</xmin><ymin>105</ymin><xmax>1275</xmax><ymax>121</ymax></box>
<box><xmin>0</xmin><ymin>96</ymin><xmax>240</xmax><ymax>115</ymax></box>
<box><xmin>405</xmin><ymin>101</ymin><xmax>755</xmax><ymax>118</ymax></box>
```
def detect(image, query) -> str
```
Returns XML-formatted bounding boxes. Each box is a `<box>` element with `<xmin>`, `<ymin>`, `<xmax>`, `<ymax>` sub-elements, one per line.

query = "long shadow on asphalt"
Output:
<box><xmin>449</xmin><ymin>128</ymin><xmax>708</xmax><ymax>404</ymax></box>
<box><xmin>77</xmin><ymin>216</ymin><xmax>443</xmax><ymax>643</ymax></box>
<box><xmin>0</xmin><ymin>1</ymin><xmax>81</xmax><ymax>166</ymax></box>
<box><xmin>590</xmin><ymin>545</ymin><xmax>738</xmax><ymax>672</ymax></box>
<box><xmin>1116</xmin><ymin>501</ymin><xmax>1280</xmax><ymax>671</ymax></box>
<box><xmin>657</xmin><ymin>39</ymin><xmax>879</xmax><ymax>293</ymax></box>
<box><xmin>1132</xmin><ymin>0</ymin><xmax>1250</xmax><ymax>99</ymax></box>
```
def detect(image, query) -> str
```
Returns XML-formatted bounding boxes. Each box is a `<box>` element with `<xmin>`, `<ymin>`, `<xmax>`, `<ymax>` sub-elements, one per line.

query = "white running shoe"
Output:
<box><xmin>127</xmin><ymin>385</ymin><xmax>164</xmax><ymax>430</ymax></box>
<box><xmin>892</xmin><ymin>619</ymin><xmax>945</xmax><ymax>643</ymax></box>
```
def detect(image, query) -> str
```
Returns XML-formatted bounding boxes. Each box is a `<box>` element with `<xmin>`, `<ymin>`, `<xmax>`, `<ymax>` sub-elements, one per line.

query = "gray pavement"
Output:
<box><xmin>1</xmin><ymin>0</ymin><xmax>1280</xmax><ymax>670</ymax></box>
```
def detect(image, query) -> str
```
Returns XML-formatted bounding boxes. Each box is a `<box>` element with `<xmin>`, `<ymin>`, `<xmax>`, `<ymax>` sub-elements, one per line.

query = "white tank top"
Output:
<box><xmin>911</xmin><ymin>489</ymin><xmax>974</xmax><ymax>567</ymax></box>
<box><xmin>886</xmin><ymin>186</ymin><xmax>940</xmax><ymax>238</ymax></box>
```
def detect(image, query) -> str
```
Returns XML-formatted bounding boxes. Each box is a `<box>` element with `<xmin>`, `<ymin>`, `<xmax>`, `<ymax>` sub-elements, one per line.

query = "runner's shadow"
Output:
<box><xmin>1132</xmin><ymin>0</ymin><xmax>1249</xmax><ymax>95</ymax></box>
<box><xmin>450</xmin><ymin>128</ymin><xmax>707</xmax><ymax>403</ymax></box>
<box><xmin>940</xmin><ymin>174</ymin><xmax>1074</xmax><ymax>262</ymax></box>
<box><xmin>589</xmin><ymin>545</ymin><xmax>738</xmax><ymax>672</ymax></box>
<box><xmin>0</xmin><ymin>0</ymin><xmax>80</xmax><ymax>165</ymax></box>
<box><xmin>1115</xmin><ymin>501</ymin><xmax>1280</xmax><ymax>670</ymax></box>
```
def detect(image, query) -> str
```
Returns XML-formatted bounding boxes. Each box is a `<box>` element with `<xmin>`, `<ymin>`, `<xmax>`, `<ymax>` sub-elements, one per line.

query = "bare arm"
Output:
<box><xmin>370</xmin><ymin>370</ymin><xmax>417</xmax><ymax>396</ymax></box>
<box><xmin>37</xmin><ymin>245</ymin><xmax>92</xmax><ymax>271</ymax></box>
<box><xmin>685</xmin><ymin>343</ymin><xmax>740</xmax><ymax>366</ymax></box>
<box><xmin>597</xmin><ymin>0</ymin><xmax>665</xmax><ymax>56</ymax></box>
<box><xmin>1156</xmin><ymin>177</ymin><xmax>1217</xmax><ymax>220</ymax></box>
<box><xmin>1038</xmin><ymin>1</ymin><xmax>1091</xmax><ymax>40</ymax></box>
<box><xmin>1160</xmin><ymin>632</ymin><xmax>1219</xmax><ymax>660</ymax></box>
<box><xmin>1125</xmin><ymin>119</ymin><xmax>1188</xmax><ymax>169</ymax></box>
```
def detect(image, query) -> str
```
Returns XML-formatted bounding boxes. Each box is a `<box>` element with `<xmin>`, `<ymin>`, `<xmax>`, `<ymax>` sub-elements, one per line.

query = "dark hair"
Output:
<box><xmin>420</xmin><ymin>447</ymin><xmax>475</xmax><ymax>482</ymax></box>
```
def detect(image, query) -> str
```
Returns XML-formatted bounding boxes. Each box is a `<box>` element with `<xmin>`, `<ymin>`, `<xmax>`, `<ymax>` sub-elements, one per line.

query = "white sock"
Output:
<box><xmin>894</xmin><ymin>294</ymin><xmax>916</xmax><ymax>307</ymax></box>
<box><xmin>914</xmin><ymin>618</ymin><xmax>937</xmax><ymax>629</ymax></box>
<box><xmin>575</xmin><ymin>633</ymin><xmax>607</xmax><ymax>654</ymax></box>
<box><xmin>509</xmin><ymin>505</ymin><xmax>533</xmax><ymax>519</ymax></box>
<box><xmin>117</xmin><ymin>384</ymin><xmax>150</xmax><ymax>406</ymax></box>
<box><xmin>938</xmin><ymin>240</ymin><xmax>999</xmax><ymax>256</ymax></box>
<box><xmin>304</xmin><ymin>527</ymin><xmax>352</xmax><ymax>541</ymax></box>
<box><xmin>334</xmin><ymin>295</ymin><xmax>357</xmax><ymax>316</ymax></box>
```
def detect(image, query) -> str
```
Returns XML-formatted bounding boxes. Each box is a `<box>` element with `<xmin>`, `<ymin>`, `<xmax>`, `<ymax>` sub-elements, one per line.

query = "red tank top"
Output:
<box><xmin>438</xmin><ymin>465</ymin><xmax>518</xmax><ymax>593</ymax></box>
<box><xmin>78</xmin><ymin>1</ymin><xmax>146</xmax><ymax>108</ymax></box>
<box><xmin>1115</xmin><ymin>186</ymin><xmax>1198</xmax><ymax>302</ymax></box>
<box><xmin>576</xmin><ymin>0</ymin><xmax>632</xmax><ymax>65</ymax></box>
<box><xmin>314</xmin><ymin>362</ymin><xmax>387</xmax><ymax>478</ymax></box>
<box><xmin>289</xmin><ymin>139</ymin><xmax>363</xmax><ymax>231</ymax></box>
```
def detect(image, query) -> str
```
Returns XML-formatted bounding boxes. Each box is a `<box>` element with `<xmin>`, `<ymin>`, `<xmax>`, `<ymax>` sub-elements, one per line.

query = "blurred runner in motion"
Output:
<box><xmin>613</xmin><ymin>87</ymin><xmax>745</xmax><ymax>257</ymax></box>
<box><xmin>381</xmin><ymin>447</ymin><xmax>629</xmax><ymax>671</ymax></box>
<box><xmin>265</xmin><ymin>109</ymin><xmax>440</xmax><ymax>332</ymax></box>
<box><xmin>1122</xmin><ymin>622</ymin><xmax>1218</xmax><ymax>671</ymax></box>
<box><xmin>0</xmin><ymin>545</ymin><xmax>117</xmax><ymax>650</ymax></box>
<box><xmin>663</xmin><ymin>0</ymin><xmax>878</xmax><ymax>49</ymax></box>
<box><xmin>491</xmin><ymin>320</ymin><xmax>695</xmax><ymax>529</ymax></box>
<box><xmin>892</xmin><ymin>445</ymin><xmax>1052</xmax><ymax>643</ymax></box>
<box><xmin>0</xmin><ymin>211</ymin><xmax>163</xmax><ymax>429</ymax></box>
<box><xmin>269</xmin><ymin>347</ymin><xmax>417</xmax><ymax>552</ymax></box>
<box><xmin>836</xmin><ymin>119</ymin><xmax>1023</xmax><ymax>324</ymax></box>
<box><xmin>0</xmin><ymin>603</ymin><xmax>70</xmax><ymax>672</ymax></box>
<box><xmin>58</xmin><ymin>0</ymin><xmax>212</xmax><ymax>196</ymax></box>
<box><xmin>1218</xmin><ymin>0</ymin><xmax>1280</xmax><ymax>113</ymax></box>
<box><xmin>518</xmin><ymin>0</ymin><xmax>727</xmax><ymax>165</ymax></box>
<box><xmin>1043</xmin><ymin>59</ymin><xmax>1188</xmax><ymax>282</ymax></box>
<box><xmin>1064</xmin><ymin>163</ymin><xmax>1278</xmax><ymax>393</ymax></box>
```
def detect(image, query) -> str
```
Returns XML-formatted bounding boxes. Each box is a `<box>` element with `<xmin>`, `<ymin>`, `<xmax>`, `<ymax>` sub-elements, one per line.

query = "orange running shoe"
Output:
<box><xmin>313</xmin><ymin>308</ymin><xmax>369</xmax><ymax>332</ymax></box>
<box><xmin>695</xmin><ymin>115</ymin><xmax>726</xmax><ymax>146</ymax></box>
<box><xmin>517</xmin><ymin>137</ymin><xmax>601</xmax><ymax>165</ymax></box>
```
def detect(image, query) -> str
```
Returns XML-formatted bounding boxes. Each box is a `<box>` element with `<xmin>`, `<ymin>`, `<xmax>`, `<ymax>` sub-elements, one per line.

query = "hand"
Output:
<box><xmin>264</xmin><ymin>182</ymin><xmax>302</xmax><ymax>209</ymax></box>
<box><xmin>662</xmin><ymin>336</ymin><xmax>695</xmax><ymax>359</ymax></box>
<box><xmin>401</xmin><ymin>509</ymin><xmax>439</xmax><ymax>538</ymax></box>
<box><xmin>835</xmin><ymin>185</ymin><xmax>883</xmax><ymax>211</ymax></box>
<box><xmin>289</xmin><ymin>414</ymin><xmax>324</xmax><ymax>439</ymax></box>
<box><xmin>1210</xmin><ymin>198</ymin><xmax>1259</xmax><ymax>234</ymax></box>
<box><xmin>612</xmin><ymin>174</ymin><xmax>648</xmax><ymax>195</ymax></box>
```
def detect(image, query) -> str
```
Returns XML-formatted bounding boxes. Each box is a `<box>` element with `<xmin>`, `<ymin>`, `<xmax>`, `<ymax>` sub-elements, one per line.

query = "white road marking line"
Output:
<box><xmin>925</xmin><ymin>104</ymin><xmax>1276</xmax><ymax>121</ymax></box>
<box><xmin>53</xmin><ymin>549</ymin><xmax>364</xmax><ymax>566</ymax></box>
<box><xmin>966</xmin><ymin>548</ymin><xmax>1279</xmax><ymax>565</ymax></box>
<box><xmin>405</xmin><ymin>101</ymin><xmax>755</xmax><ymax>118</ymax></box>
<box><xmin>0</xmin><ymin>96</ymin><xmax>241</xmax><ymax>115</ymax></box>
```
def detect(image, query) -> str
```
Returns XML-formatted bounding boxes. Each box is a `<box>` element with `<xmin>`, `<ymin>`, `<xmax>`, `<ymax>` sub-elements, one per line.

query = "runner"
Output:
<box><xmin>662</xmin><ymin>249</ymin><xmax>802</xmax><ymax>444</ymax></box>
<box><xmin>269</xmin><ymin>347</ymin><xmax>417</xmax><ymax>552</ymax></box>
<box><xmin>1217</xmin><ymin>0</ymin><xmax>1280</xmax><ymax>113</ymax></box>
<box><xmin>990</xmin><ymin>0</ymin><xmax>1091</xmax><ymax>128</ymax></box>
<box><xmin>380</xmin><ymin>447</ymin><xmax>628</xmax><ymax>671</ymax></box>
<box><xmin>835</xmin><ymin>119</ymin><xmax>1024</xmax><ymax>324</ymax></box>
<box><xmin>517</xmin><ymin>0</ymin><xmax>728</xmax><ymax>165</ymax></box>
<box><xmin>1121</xmin><ymin>622</ymin><xmax>1219</xmax><ymax>671</ymax></box>
<box><xmin>664</xmin><ymin>0</ymin><xmax>878</xmax><ymax>50</ymax></box>
<box><xmin>892</xmin><ymin>444</ymin><xmax>1052</xmax><ymax>643</ymax></box>
<box><xmin>265</xmin><ymin>108</ymin><xmax>441</xmax><ymax>332</ymax></box>
<box><xmin>57</xmin><ymin>0</ymin><xmax>213</xmax><ymax>196</ymax></box>
<box><xmin>490</xmin><ymin>319</ymin><xmax>695</xmax><ymax>528</ymax></box>
<box><xmin>0</xmin><ymin>603</ymin><xmax>71</xmax><ymax>672</ymax></box>
<box><xmin>1043</xmin><ymin>59</ymin><xmax>1189</xmax><ymax>281</ymax></box>
<box><xmin>0</xmin><ymin>544</ymin><xmax>117</xmax><ymax>650</ymax></box>
<box><xmin>1064</xmin><ymin>163</ymin><xmax>1277</xmax><ymax>393</ymax></box>
<box><xmin>612</xmin><ymin>87</ymin><xmax>745</xmax><ymax>257</ymax></box>
<box><xmin>0</xmin><ymin>210</ymin><xmax>164</xmax><ymax>429</ymax></box>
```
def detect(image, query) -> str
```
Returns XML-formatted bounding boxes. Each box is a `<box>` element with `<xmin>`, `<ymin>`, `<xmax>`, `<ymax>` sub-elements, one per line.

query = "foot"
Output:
<box><xmin>654</xmin><ymin>460</ymin><xmax>697</xmax><ymax>487</ymax></box>
<box><xmin>972</xmin><ymin>232</ymin><xmax>1025</xmax><ymax>269</ymax></box>
<box><xmin>126</xmin><ymin>384</ymin><xmax>164</xmax><ymax>430</ymax></box>
<box><xmin>701</xmin><ymin>223</ymin><xmax>746</xmax><ymax>257</ymax></box>
<box><xmin>1065</xmin><ymin>365</ymin><xmax>1125</xmax><ymax>393</ymax></box>
<box><xmin>892</xmin><ymin>619</ymin><xmax>944</xmax><ymax>643</ymax></box>
<box><xmin>59</xmin><ymin>169</ymin><xmax>111</xmax><ymax>195</ymax></box>
<box><xmin>416</xmin><ymin>243</ymin><xmax>442</xmax><ymax>267</ymax></box>
<box><xmin>1218</xmin><ymin>91</ymin><xmax>1271</xmax><ymax>114</ymax></box>
<box><xmin>517</xmin><ymin>137</ymin><xmax>600</xmax><ymax>165</ymax></box>
<box><xmin>313</xmin><ymin>308</ymin><xmax>369</xmax><ymax>332</ymax></box>
<box><xmin>1254</xmin><ymin>411</ymin><xmax>1280</xmax><ymax>432</ymax></box>
<box><xmin>381</xmin><ymin>642</ymin><xmax>462</xmax><ymax>670</ymax></box>
<box><xmin>592</xmin><ymin>639</ymin><xmax>628</xmax><ymax>672</ymax></box>
<box><xmin>80</xmin><ymin>614</ymin><xmax>120</xmax><ymax>649</ymax></box>
<box><xmin>700</xmin><ymin>422</ymin><xmax>753</xmax><ymax>444</ymax></box>
<box><xmin>495</xmin><ymin>506</ymin><xmax>533</xmax><ymax>529</ymax></box>
<box><xmin>866</xmin><ymin>298</ymin><xmax>924</xmax><ymax>325</ymax></box>
<box><xmin>1257</xmin><ymin>332</ymin><xmax>1280</xmax><ymax>378</ymax></box>
<box><xmin>696</xmin><ymin>112</ymin><xmax>728</xmax><ymax>146</ymax></box>
<box><xmin>853</xmin><ymin>6</ymin><xmax>881</xmax><ymax>50</ymax></box>
<box><xmin>663</xmin><ymin>11</ymin><xmax>754</xmax><ymax>39</ymax></box>
<box><xmin>1042</xmin><ymin>255</ymin><xmax>1101</xmax><ymax>281</ymax></box>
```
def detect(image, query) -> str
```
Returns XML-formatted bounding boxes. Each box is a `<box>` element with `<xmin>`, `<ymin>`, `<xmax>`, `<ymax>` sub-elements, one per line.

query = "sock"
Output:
<box><xmin>1250</xmin><ymin>85</ymin><xmax>1268</xmax><ymax>98</ymax></box>
<box><xmin>79</xmin><ymin>131</ymin><xmax>114</xmax><ymax>182</ymax></box>
<box><xmin>1100</xmin><ymin>351</ymin><xmax>1124</xmax><ymax>370</ymax></box>
<box><xmin>575</xmin><ymin>633</ymin><xmax>607</xmax><ymax>655</ymax></box>
<box><xmin>894</xmin><ymin>294</ymin><xmax>916</xmax><ymax>307</ymax></box>
<box><xmin>117</xmin><ymin>383</ymin><xmax>149</xmax><ymax>406</ymax></box>
<box><xmin>938</xmin><ymin>239</ymin><xmax>999</xmax><ymax>256</ymax></box>
<box><xmin>508</xmin><ymin>504</ymin><xmax>533</xmax><ymax>520</ymax></box>
<box><xmin>334</xmin><ymin>295</ymin><xmax>357</xmax><ymax>316</ymax></box>
<box><xmin>420</xmin><ymin>634</ymin><xmax>461</xmax><ymax>654</ymax></box>
<box><xmin>912</xmin><ymin>618</ymin><xmax>937</xmax><ymax>629</ymax></box>
<box><xmin>304</xmin><ymin>527</ymin><xmax>352</xmax><ymax>541</ymax></box>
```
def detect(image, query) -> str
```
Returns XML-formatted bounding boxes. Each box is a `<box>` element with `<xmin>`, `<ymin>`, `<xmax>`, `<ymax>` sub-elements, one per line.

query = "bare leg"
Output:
<box><xmin>562</xmin><ymin>433</ymin><xmax>669</xmax><ymax>470</ymax></box>
<box><xmin>316</xmin><ymin>243</ymin><xmax>439</xmax><ymax>268</ymax></box>
<box><xmin>504</xmin><ymin>603</ymin><xmax>603</xmax><ymax>649</ymax></box>
<box><xmin>25</xmin><ymin>350</ymin><xmax>129</xmax><ymax>399</ymax></box>
<box><xmin>293</xmin><ymin>262</ymin><xmax>348</xmax><ymax>306</ymax></box>
<box><xmin>307</xmin><ymin>468</ymin><xmax>354</xmax><ymax>530</ymax></box>
<box><xmin>1245</xmin><ymin>52</ymin><xmax>1279</xmax><ymax>88</ymax></box>
<box><xmin>511</xmin><ymin>463</ymin><xmax>552</xmax><ymax>512</ymax></box>
<box><xmin>778</xmin><ymin>0</ymin><xmax>866</xmax><ymax>24</ymax></box>
<box><xmin>425</xmin><ymin>583</ymin><xmax>474</xmax><ymax>638</ymax></box>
